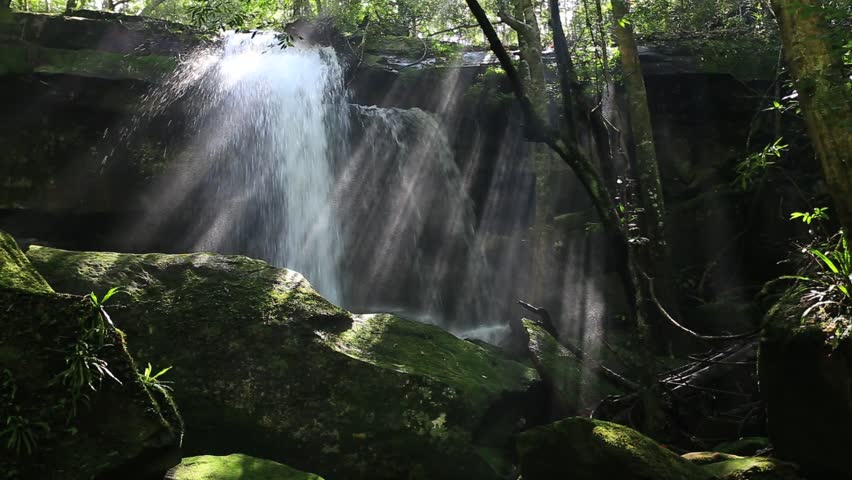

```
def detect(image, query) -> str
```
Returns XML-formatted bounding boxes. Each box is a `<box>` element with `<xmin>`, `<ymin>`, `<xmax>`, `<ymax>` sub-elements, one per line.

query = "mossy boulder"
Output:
<box><xmin>516</xmin><ymin>417</ymin><xmax>716</xmax><ymax>480</ymax></box>
<box><xmin>758</xmin><ymin>295</ymin><xmax>852</xmax><ymax>478</ymax></box>
<box><xmin>0</xmin><ymin>233</ymin><xmax>181</xmax><ymax>479</ymax></box>
<box><xmin>522</xmin><ymin>320</ymin><xmax>623</xmax><ymax>416</ymax></box>
<box><xmin>166</xmin><ymin>454</ymin><xmax>324</xmax><ymax>480</ymax></box>
<box><xmin>0</xmin><ymin>230</ymin><xmax>52</xmax><ymax>293</ymax></box>
<box><xmin>27</xmin><ymin>247</ymin><xmax>541</xmax><ymax>480</ymax></box>
<box><xmin>682</xmin><ymin>451</ymin><xmax>744</xmax><ymax>465</ymax></box>
<box><xmin>701</xmin><ymin>456</ymin><xmax>801</xmax><ymax>480</ymax></box>
<box><xmin>712</xmin><ymin>437</ymin><xmax>770</xmax><ymax>456</ymax></box>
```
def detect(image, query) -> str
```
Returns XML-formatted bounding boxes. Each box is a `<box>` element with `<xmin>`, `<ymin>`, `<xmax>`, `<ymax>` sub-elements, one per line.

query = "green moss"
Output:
<box><xmin>0</xmin><ymin>289</ymin><xmax>181</xmax><ymax>479</ymax></box>
<box><xmin>169</xmin><ymin>454</ymin><xmax>324</xmax><ymax>480</ymax></box>
<box><xmin>365</xmin><ymin>35</ymin><xmax>429</xmax><ymax>57</ymax></box>
<box><xmin>0</xmin><ymin>45</ymin><xmax>28</xmax><ymax>75</ymax></box>
<box><xmin>326</xmin><ymin>313</ymin><xmax>537</xmax><ymax>412</ymax></box>
<box><xmin>0</xmin><ymin>44</ymin><xmax>176</xmax><ymax>81</ymax></box>
<box><xmin>36</xmin><ymin>47</ymin><xmax>176</xmax><ymax>81</ymax></box>
<box><xmin>682</xmin><ymin>451</ymin><xmax>744</xmax><ymax>465</ymax></box>
<box><xmin>517</xmin><ymin>418</ymin><xmax>715</xmax><ymax>480</ymax></box>
<box><xmin>712</xmin><ymin>437</ymin><xmax>770</xmax><ymax>456</ymax></box>
<box><xmin>0</xmin><ymin>230</ymin><xmax>53</xmax><ymax>293</ymax></box>
<box><xmin>27</xmin><ymin>247</ymin><xmax>531</xmax><ymax>480</ymax></box>
<box><xmin>702</xmin><ymin>457</ymin><xmax>800</xmax><ymax>480</ymax></box>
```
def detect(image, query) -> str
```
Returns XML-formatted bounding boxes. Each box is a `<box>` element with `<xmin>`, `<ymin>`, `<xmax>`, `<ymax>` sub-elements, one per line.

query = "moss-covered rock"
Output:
<box><xmin>758</xmin><ymin>294</ymin><xmax>852</xmax><ymax>478</ymax></box>
<box><xmin>0</xmin><ymin>230</ymin><xmax>52</xmax><ymax>293</ymax></box>
<box><xmin>0</xmin><ymin>235</ymin><xmax>181</xmax><ymax>479</ymax></box>
<box><xmin>166</xmin><ymin>454</ymin><xmax>324</xmax><ymax>480</ymax></box>
<box><xmin>27</xmin><ymin>247</ymin><xmax>541</xmax><ymax>480</ymax></box>
<box><xmin>522</xmin><ymin>320</ymin><xmax>622</xmax><ymax>416</ymax></box>
<box><xmin>682</xmin><ymin>451</ymin><xmax>744</xmax><ymax>465</ymax></box>
<box><xmin>516</xmin><ymin>417</ymin><xmax>716</xmax><ymax>480</ymax></box>
<box><xmin>701</xmin><ymin>456</ymin><xmax>801</xmax><ymax>480</ymax></box>
<box><xmin>712</xmin><ymin>437</ymin><xmax>770</xmax><ymax>456</ymax></box>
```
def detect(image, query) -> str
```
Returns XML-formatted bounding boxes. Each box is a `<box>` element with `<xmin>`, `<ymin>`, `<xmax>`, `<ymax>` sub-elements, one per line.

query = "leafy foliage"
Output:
<box><xmin>734</xmin><ymin>137</ymin><xmax>788</xmax><ymax>191</ymax></box>
<box><xmin>0</xmin><ymin>370</ymin><xmax>49</xmax><ymax>456</ymax></box>
<box><xmin>51</xmin><ymin>288</ymin><xmax>124</xmax><ymax>419</ymax></box>
<box><xmin>782</xmin><ymin>228</ymin><xmax>852</xmax><ymax>349</ymax></box>
<box><xmin>139</xmin><ymin>363</ymin><xmax>174</xmax><ymax>394</ymax></box>
<box><xmin>790</xmin><ymin>207</ymin><xmax>829</xmax><ymax>225</ymax></box>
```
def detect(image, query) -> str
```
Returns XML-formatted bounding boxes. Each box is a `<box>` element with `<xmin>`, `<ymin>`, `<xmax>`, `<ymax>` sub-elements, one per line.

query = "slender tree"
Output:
<box><xmin>610</xmin><ymin>0</ymin><xmax>679</xmax><ymax>320</ymax></box>
<box><xmin>771</xmin><ymin>0</ymin><xmax>852</xmax><ymax>235</ymax></box>
<box><xmin>498</xmin><ymin>0</ymin><xmax>562</xmax><ymax>306</ymax></box>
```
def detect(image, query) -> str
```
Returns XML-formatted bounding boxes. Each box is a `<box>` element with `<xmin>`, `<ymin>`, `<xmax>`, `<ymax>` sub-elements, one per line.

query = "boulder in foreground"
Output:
<box><xmin>517</xmin><ymin>417</ymin><xmax>716</xmax><ymax>480</ymax></box>
<box><xmin>0</xmin><ymin>232</ymin><xmax>182</xmax><ymax>479</ymax></box>
<box><xmin>28</xmin><ymin>246</ymin><xmax>541</xmax><ymax>480</ymax></box>
<box><xmin>166</xmin><ymin>454</ymin><xmax>324</xmax><ymax>480</ymax></box>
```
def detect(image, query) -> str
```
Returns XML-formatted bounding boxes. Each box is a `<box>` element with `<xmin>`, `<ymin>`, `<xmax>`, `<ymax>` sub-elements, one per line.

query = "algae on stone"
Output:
<box><xmin>0</xmin><ymin>230</ymin><xmax>53</xmax><ymax>293</ymax></box>
<box><xmin>712</xmin><ymin>437</ymin><xmax>770</xmax><ymax>456</ymax></box>
<box><xmin>517</xmin><ymin>417</ymin><xmax>716</xmax><ymax>480</ymax></box>
<box><xmin>325</xmin><ymin>313</ymin><xmax>538</xmax><ymax>412</ymax></box>
<box><xmin>702</xmin><ymin>456</ymin><xmax>801</xmax><ymax>480</ymax></box>
<box><xmin>167</xmin><ymin>454</ymin><xmax>324</xmax><ymax>480</ymax></box>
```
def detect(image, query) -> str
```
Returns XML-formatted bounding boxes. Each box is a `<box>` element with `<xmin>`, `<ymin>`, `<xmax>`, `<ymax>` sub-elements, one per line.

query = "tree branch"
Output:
<box><xmin>644</xmin><ymin>272</ymin><xmax>762</xmax><ymax>341</ymax></box>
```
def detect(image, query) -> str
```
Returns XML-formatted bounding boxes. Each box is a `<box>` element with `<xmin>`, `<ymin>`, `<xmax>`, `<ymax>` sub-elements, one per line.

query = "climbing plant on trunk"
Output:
<box><xmin>771</xmin><ymin>0</ymin><xmax>852</xmax><ymax>236</ymax></box>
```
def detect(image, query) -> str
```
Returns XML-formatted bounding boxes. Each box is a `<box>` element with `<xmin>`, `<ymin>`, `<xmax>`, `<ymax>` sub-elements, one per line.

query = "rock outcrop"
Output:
<box><xmin>0</xmin><ymin>230</ymin><xmax>182</xmax><ymax>479</ymax></box>
<box><xmin>27</xmin><ymin>246</ymin><xmax>541</xmax><ymax>480</ymax></box>
<box><xmin>758</xmin><ymin>294</ymin><xmax>852</xmax><ymax>478</ymax></box>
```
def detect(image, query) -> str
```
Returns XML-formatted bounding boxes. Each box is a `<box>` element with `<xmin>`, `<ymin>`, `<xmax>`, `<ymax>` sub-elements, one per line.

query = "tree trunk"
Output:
<box><xmin>771</xmin><ymin>0</ymin><xmax>852</xmax><ymax>235</ymax></box>
<box><xmin>1</xmin><ymin>0</ymin><xmax>11</xmax><ymax>10</ymax></box>
<box><xmin>499</xmin><ymin>0</ymin><xmax>562</xmax><ymax>308</ymax></box>
<box><xmin>611</xmin><ymin>0</ymin><xmax>679</xmax><ymax>315</ymax></box>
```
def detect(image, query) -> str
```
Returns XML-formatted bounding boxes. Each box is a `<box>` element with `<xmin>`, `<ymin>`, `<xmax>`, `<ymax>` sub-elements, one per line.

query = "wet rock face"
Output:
<box><xmin>0</xmin><ymin>231</ymin><xmax>182</xmax><ymax>480</ymax></box>
<box><xmin>2</xmin><ymin>10</ymin><xmax>204</xmax><ymax>57</ymax></box>
<box><xmin>27</xmin><ymin>246</ymin><xmax>541</xmax><ymax>480</ymax></box>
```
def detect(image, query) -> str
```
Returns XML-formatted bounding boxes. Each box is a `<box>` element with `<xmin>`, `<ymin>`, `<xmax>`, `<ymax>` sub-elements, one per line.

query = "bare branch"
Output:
<box><xmin>644</xmin><ymin>272</ymin><xmax>762</xmax><ymax>341</ymax></box>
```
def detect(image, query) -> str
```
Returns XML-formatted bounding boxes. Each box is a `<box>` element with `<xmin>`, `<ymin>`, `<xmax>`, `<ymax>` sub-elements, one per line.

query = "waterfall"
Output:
<box><xmin>340</xmin><ymin>106</ymin><xmax>492</xmax><ymax>331</ymax></box>
<box><xmin>120</xmin><ymin>32</ymin><xmax>500</xmax><ymax>334</ymax></box>
<box><xmin>128</xmin><ymin>32</ymin><xmax>349</xmax><ymax>303</ymax></box>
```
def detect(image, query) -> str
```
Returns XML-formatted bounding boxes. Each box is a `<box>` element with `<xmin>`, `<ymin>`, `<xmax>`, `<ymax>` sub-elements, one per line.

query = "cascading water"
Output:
<box><xmin>129</xmin><ymin>32</ymin><xmax>349</xmax><ymax>303</ymax></box>
<box><xmin>120</xmin><ymin>31</ymin><xmax>506</xmax><ymax>337</ymax></box>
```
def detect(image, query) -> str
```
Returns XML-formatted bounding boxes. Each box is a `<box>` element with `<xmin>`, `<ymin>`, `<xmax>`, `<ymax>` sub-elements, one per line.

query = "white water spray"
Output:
<box><xmin>136</xmin><ymin>32</ymin><xmax>349</xmax><ymax>302</ymax></box>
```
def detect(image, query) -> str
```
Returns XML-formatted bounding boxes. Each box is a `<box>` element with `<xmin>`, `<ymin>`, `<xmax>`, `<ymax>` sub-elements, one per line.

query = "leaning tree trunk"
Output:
<box><xmin>771</xmin><ymin>0</ymin><xmax>852</xmax><ymax>235</ymax></box>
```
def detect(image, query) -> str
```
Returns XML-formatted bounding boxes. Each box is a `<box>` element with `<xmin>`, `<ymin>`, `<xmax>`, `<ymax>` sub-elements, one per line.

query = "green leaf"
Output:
<box><xmin>812</xmin><ymin>249</ymin><xmax>841</xmax><ymax>274</ymax></box>
<box><xmin>101</xmin><ymin>287</ymin><xmax>121</xmax><ymax>305</ymax></box>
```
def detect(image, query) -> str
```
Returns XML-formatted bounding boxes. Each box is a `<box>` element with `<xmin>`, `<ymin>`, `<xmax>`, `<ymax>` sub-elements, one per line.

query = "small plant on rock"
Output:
<box><xmin>139</xmin><ymin>363</ymin><xmax>174</xmax><ymax>394</ymax></box>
